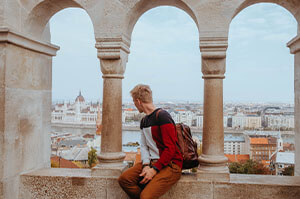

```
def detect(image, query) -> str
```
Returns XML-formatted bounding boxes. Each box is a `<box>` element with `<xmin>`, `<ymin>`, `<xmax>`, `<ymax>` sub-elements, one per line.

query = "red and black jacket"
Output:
<box><xmin>140</xmin><ymin>108</ymin><xmax>183</xmax><ymax>171</ymax></box>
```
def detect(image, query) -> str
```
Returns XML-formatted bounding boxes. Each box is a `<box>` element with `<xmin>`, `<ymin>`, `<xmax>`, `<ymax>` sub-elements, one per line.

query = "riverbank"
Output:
<box><xmin>122</xmin><ymin>126</ymin><xmax>294</xmax><ymax>135</ymax></box>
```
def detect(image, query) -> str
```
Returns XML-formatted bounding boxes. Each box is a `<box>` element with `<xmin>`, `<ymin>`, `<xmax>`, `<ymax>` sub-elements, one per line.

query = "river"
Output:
<box><xmin>122</xmin><ymin>130</ymin><xmax>295</xmax><ymax>152</ymax></box>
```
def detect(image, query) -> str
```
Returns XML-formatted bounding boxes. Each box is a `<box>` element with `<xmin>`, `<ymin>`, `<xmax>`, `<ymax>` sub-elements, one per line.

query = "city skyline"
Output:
<box><xmin>50</xmin><ymin>3</ymin><xmax>297</xmax><ymax>103</ymax></box>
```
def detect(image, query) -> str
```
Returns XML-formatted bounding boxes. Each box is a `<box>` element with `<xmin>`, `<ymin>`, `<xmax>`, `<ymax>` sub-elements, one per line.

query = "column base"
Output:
<box><xmin>97</xmin><ymin>151</ymin><xmax>126</xmax><ymax>163</ymax></box>
<box><xmin>197</xmin><ymin>167</ymin><xmax>230</xmax><ymax>182</ymax></box>
<box><xmin>91</xmin><ymin>162</ymin><xmax>128</xmax><ymax>177</ymax></box>
<box><xmin>197</xmin><ymin>154</ymin><xmax>230</xmax><ymax>182</ymax></box>
<box><xmin>92</xmin><ymin>151</ymin><xmax>127</xmax><ymax>177</ymax></box>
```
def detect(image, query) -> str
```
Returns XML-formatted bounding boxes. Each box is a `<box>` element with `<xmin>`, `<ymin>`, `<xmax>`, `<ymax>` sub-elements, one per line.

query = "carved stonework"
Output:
<box><xmin>287</xmin><ymin>35</ymin><xmax>300</xmax><ymax>54</ymax></box>
<box><xmin>200</xmin><ymin>37</ymin><xmax>228</xmax><ymax>78</ymax></box>
<box><xmin>0</xmin><ymin>28</ymin><xmax>59</xmax><ymax>56</ymax></box>
<box><xmin>96</xmin><ymin>36</ymin><xmax>130</xmax><ymax>77</ymax></box>
<box><xmin>200</xmin><ymin>37</ymin><xmax>228</xmax><ymax>59</ymax></box>
<box><xmin>96</xmin><ymin>36</ymin><xmax>130</xmax><ymax>60</ymax></box>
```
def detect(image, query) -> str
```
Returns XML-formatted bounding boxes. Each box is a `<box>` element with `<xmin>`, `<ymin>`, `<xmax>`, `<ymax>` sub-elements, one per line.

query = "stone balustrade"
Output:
<box><xmin>20</xmin><ymin>168</ymin><xmax>300</xmax><ymax>199</ymax></box>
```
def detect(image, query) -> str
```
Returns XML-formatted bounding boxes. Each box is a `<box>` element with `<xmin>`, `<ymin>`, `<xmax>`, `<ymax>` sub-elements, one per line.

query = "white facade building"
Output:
<box><xmin>232</xmin><ymin>113</ymin><xmax>261</xmax><ymax>129</ymax></box>
<box><xmin>224</xmin><ymin>135</ymin><xmax>246</xmax><ymax>155</ymax></box>
<box><xmin>232</xmin><ymin>113</ymin><xmax>246</xmax><ymax>129</ymax></box>
<box><xmin>52</xmin><ymin>92</ymin><xmax>99</xmax><ymax>125</ymax></box>
<box><xmin>273</xmin><ymin>152</ymin><xmax>295</xmax><ymax>176</ymax></box>
<box><xmin>266</xmin><ymin>115</ymin><xmax>294</xmax><ymax>129</ymax></box>
<box><xmin>196</xmin><ymin>115</ymin><xmax>203</xmax><ymax>128</ymax></box>
<box><xmin>224</xmin><ymin>116</ymin><xmax>228</xmax><ymax>128</ymax></box>
<box><xmin>245</xmin><ymin>115</ymin><xmax>261</xmax><ymax>129</ymax></box>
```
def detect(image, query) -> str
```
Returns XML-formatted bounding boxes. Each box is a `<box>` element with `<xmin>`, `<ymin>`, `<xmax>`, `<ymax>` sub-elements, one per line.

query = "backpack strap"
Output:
<box><xmin>155</xmin><ymin>109</ymin><xmax>162</xmax><ymax>122</ymax></box>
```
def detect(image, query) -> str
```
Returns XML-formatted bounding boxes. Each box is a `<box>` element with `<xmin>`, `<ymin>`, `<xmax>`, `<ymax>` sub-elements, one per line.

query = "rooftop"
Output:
<box><xmin>276</xmin><ymin>152</ymin><xmax>295</xmax><ymax>164</ymax></box>
<box><xmin>225</xmin><ymin>154</ymin><xmax>250</xmax><ymax>163</ymax></box>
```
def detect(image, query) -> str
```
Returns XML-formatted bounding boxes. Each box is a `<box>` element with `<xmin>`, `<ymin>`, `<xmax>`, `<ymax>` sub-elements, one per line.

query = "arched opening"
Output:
<box><xmin>125</xmin><ymin>0</ymin><xmax>199</xmax><ymax>38</ymax></box>
<box><xmin>226</xmin><ymin>3</ymin><xmax>297</xmax><ymax>175</ymax></box>
<box><xmin>24</xmin><ymin>0</ymin><xmax>85</xmax><ymax>39</ymax></box>
<box><xmin>49</xmin><ymin>8</ymin><xmax>101</xmax><ymax>169</ymax></box>
<box><xmin>122</xmin><ymin>6</ymin><xmax>202</xmax><ymax>158</ymax></box>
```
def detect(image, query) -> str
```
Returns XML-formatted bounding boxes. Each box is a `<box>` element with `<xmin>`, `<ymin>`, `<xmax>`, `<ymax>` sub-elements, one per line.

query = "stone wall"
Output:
<box><xmin>20</xmin><ymin>168</ymin><xmax>300</xmax><ymax>199</ymax></box>
<box><xmin>0</xmin><ymin>29</ymin><xmax>58</xmax><ymax>199</ymax></box>
<box><xmin>1</xmin><ymin>43</ymin><xmax>52</xmax><ymax>199</ymax></box>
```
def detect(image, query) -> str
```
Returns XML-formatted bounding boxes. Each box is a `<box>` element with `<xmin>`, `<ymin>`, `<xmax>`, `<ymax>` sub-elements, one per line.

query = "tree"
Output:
<box><xmin>229</xmin><ymin>160</ymin><xmax>270</xmax><ymax>175</ymax></box>
<box><xmin>282</xmin><ymin>165</ymin><xmax>294</xmax><ymax>176</ymax></box>
<box><xmin>229</xmin><ymin>162</ymin><xmax>240</xmax><ymax>173</ymax></box>
<box><xmin>88</xmin><ymin>147</ymin><xmax>98</xmax><ymax>168</ymax></box>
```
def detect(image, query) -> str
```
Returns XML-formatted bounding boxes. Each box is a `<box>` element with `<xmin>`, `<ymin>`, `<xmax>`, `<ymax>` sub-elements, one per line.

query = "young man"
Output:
<box><xmin>118</xmin><ymin>84</ymin><xmax>183</xmax><ymax>199</ymax></box>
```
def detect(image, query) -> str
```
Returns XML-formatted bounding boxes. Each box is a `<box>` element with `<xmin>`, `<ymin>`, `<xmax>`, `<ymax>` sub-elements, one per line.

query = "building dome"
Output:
<box><xmin>75</xmin><ymin>91</ymin><xmax>85</xmax><ymax>103</ymax></box>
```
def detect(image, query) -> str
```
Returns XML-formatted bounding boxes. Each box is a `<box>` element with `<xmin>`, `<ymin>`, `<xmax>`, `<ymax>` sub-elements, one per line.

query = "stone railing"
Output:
<box><xmin>20</xmin><ymin>168</ymin><xmax>300</xmax><ymax>199</ymax></box>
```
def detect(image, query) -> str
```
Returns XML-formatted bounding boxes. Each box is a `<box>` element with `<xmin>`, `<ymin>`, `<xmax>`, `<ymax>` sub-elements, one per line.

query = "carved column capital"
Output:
<box><xmin>96</xmin><ymin>35</ymin><xmax>130</xmax><ymax>59</ymax></box>
<box><xmin>287</xmin><ymin>35</ymin><xmax>300</xmax><ymax>54</ymax></box>
<box><xmin>200</xmin><ymin>37</ymin><xmax>228</xmax><ymax>79</ymax></box>
<box><xmin>95</xmin><ymin>36</ymin><xmax>131</xmax><ymax>79</ymax></box>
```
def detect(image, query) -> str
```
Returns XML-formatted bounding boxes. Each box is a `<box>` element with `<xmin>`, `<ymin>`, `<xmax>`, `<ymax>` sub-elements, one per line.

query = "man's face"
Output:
<box><xmin>133</xmin><ymin>98</ymin><xmax>143</xmax><ymax>113</ymax></box>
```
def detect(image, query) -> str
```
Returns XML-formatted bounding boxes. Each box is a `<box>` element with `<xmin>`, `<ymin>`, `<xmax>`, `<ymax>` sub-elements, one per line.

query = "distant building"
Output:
<box><xmin>271</xmin><ymin>152</ymin><xmax>295</xmax><ymax>176</ymax></box>
<box><xmin>170</xmin><ymin>112</ymin><xmax>180</xmax><ymax>123</ymax></box>
<box><xmin>224</xmin><ymin>135</ymin><xmax>246</xmax><ymax>155</ymax></box>
<box><xmin>244</xmin><ymin>115</ymin><xmax>261</xmax><ymax>129</ymax></box>
<box><xmin>265</xmin><ymin>115</ymin><xmax>294</xmax><ymax>130</ymax></box>
<box><xmin>122</xmin><ymin>108</ymin><xmax>140</xmax><ymax>124</ymax></box>
<box><xmin>232</xmin><ymin>113</ymin><xmax>261</xmax><ymax>129</ymax></box>
<box><xmin>58</xmin><ymin>138</ymin><xmax>87</xmax><ymax>149</ymax></box>
<box><xmin>196</xmin><ymin>115</ymin><xmax>203</xmax><ymax>128</ymax></box>
<box><xmin>224</xmin><ymin>116</ymin><xmax>228</xmax><ymax>128</ymax></box>
<box><xmin>178</xmin><ymin>110</ymin><xmax>194</xmax><ymax>126</ymax></box>
<box><xmin>50</xmin><ymin>156</ymin><xmax>80</xmax><ymax>168</ymax></box>
<box><xmin>52</xmin><ymin>91</ymin><xmax>99</xmax><ymax>125</ymax></box>
<box><xmin>283</xmin><ymin>143</ymin><xmax>295</xmax><ymax>152</ymax></box>
<box><xmin>225</xmin><ymin>154</ymin><xmax>250</xmax><ymax>163</ymax></box>
<box><xmin>248</xmin><ymin>136</ymin><xmax>277</xmax><ymax>167</ymax></box>
<box><xmin>232</xmin><ymin>113</ymin><xmax>246</xmax><ymax>129</ymax></box>
<box><xmin>60</xmin><ymin>146</ymin><xmax>90</xmax><ymax>165</ymax></box>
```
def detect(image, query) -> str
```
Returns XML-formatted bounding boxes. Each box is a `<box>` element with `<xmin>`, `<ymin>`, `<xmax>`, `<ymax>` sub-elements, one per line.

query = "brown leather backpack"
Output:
<box><xmin>176</xmin><ymin>123</ymin><xmax>199</xmax><ymax>169</ymax></box>
<box><xmin>156</xmin><ymin>109</ymin><xmax>199</xmax><ymax>169</ymax></box>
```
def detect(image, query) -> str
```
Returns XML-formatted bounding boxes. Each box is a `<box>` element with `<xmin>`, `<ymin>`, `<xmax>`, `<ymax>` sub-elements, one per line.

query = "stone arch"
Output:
<box><xmin>124</xmin><ymin>0</ymin><xmax>200</xmax><ymax>39</ymax></box>
<box><xmin>23</xmin><ymin>0</ymin><xmax>96</xmax><ymax>39</ymax></box>
<box><xmin>232</xmin><ymin>0</ymin><xmax>300</xmax><ymax>24</ymax></box>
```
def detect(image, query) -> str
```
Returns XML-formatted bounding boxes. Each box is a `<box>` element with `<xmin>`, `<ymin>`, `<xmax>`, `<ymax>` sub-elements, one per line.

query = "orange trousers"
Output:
<box><xmin>118</xmin><ymin>162</ymin><xmax>182</xmax><ymax>199</ymax></box>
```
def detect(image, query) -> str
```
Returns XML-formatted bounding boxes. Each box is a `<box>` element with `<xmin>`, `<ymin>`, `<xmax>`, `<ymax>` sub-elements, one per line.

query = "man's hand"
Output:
<box><xmin>139</xmin><ymin>168</ymin><xmax>157</xmax><ymax>184</ymax></box>
<box><xmin>142</xmin><ymin>165</ymin><xmax>151</xmax><ymax>174</ymax></box>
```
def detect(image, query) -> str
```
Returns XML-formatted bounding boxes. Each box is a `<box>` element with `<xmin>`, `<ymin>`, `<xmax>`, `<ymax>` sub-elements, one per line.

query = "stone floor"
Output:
<box><xmin>20</xmin><ymin>168</ymin><xmax>300</xmax><ymax>199</ymax></box>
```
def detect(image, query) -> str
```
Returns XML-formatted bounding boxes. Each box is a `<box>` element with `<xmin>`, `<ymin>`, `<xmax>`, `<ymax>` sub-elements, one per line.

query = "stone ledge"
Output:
<box><xmin>0</xmin><ymin>28</ymin><xmax>59</xmax><ymax>56</ymax></box>
<box><xmin>20</xmin><ymin>168</ymin><xmax>300</xmax><ymax>199</ymax></box>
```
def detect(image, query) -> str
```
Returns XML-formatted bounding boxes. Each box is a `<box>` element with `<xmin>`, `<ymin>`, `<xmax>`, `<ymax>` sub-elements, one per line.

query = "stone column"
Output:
<box><xmin>287</xmin><ymin>35</ymin><xmax>300</xmax><ymax>176</ymax></box>
<box><xmin>0</xmin><ymin>28</ymin><xmax>59</xmax><ymax>199</ymax></box>
<box><xmin>92</xmin><ymin>36</ymin><xmax>130</xmax><ymax>176</ymax></box>
<box><xmin>197</xmin><ymin>37</ymin><xmax>229</xmax><ymax>182</ymax></box>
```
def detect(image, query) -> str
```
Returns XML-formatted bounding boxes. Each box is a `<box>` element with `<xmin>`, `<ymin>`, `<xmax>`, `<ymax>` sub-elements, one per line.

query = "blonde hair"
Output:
<box><xmin>130</xmin><ymin>84</ymin><xmax>153</xmax><ymax>103</ymax></box>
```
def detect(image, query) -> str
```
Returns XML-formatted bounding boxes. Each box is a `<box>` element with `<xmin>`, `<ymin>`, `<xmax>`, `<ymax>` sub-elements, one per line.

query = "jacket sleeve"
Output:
<box><xmin>140</xmin><ymin>130</ymin><xmax>150</xmax><ymax>164</ymax></box>
<box><xmin>153</xmin><ymin>112</ymin><xmax>177</xmax><ymax>171</ymax></box>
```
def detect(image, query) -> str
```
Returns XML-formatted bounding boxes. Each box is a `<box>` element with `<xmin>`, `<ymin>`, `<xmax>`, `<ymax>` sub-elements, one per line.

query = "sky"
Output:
<box><xmin>50</xmin><ymin>3</ymin><xmax>297</xmax><ymax>103</ymax></box>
